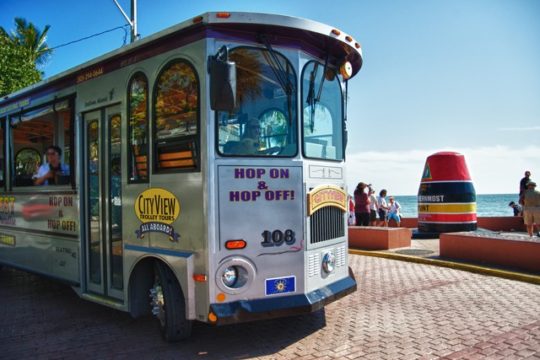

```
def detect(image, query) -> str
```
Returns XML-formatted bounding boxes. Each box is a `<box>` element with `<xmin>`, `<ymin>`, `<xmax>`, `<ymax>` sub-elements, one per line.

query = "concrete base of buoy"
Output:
<box><xmin>412</xmin><ymin>229</ymin><xmax>440</xmax><ymax>239</ymax></box>
<box><xmin>418</xmin><ymin>222</ymin><xmax>477</xmax><ymax>234</ymax></box>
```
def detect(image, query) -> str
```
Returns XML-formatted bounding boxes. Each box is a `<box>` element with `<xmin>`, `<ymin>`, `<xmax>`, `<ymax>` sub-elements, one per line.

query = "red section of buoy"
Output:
<box><xmin>421</xmin><ymin>151</ymin><xmax>472</xmax><ymax>182</ymax></box>
<box><xmin>418</xmin><ymin>213</ymin><xmax>477</xmax><ymax>223</ymax></box>
<box><xmin>417</xmin><ymin>151</ymin><xmax>477</xmax><ymax>234</ymax></box>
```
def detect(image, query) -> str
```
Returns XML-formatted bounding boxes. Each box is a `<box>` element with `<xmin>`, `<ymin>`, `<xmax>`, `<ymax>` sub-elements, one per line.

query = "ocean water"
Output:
<box><xmin>394</xmin><ymin>194</ymin><xmax>519</xmax><ymax>218</ymax></box>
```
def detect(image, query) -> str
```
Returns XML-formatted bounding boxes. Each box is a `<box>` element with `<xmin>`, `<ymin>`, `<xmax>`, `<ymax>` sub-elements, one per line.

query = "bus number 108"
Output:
<box><xmin>261</xmin><ymin>229</ymin><xmax>296</xmax><ymax>247</ymax></box>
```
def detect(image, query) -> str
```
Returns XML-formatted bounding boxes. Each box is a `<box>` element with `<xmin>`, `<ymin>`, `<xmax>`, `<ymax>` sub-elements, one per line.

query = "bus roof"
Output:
<box><xmin>0</xmin><ymin>12</ymin><xmax>363</xmax><ymax>115</ymax></box>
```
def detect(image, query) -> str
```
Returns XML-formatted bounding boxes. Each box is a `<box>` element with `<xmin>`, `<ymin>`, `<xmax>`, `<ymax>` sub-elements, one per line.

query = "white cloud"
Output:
<box><xmin>346</xmin><ymin>145</ymin><xmax>540</xmax><ymax>195</ymax></box>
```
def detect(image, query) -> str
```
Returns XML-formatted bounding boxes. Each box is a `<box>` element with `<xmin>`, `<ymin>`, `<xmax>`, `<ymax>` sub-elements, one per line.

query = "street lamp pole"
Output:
<box><xmin>113</xmin><ymin>0</ymin><xmax>138</xmax><ymax>43</ymax></box>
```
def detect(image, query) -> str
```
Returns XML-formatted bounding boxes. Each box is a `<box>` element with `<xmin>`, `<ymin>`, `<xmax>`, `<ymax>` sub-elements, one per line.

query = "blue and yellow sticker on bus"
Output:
<box><xmin>134</xmin><ymin>188</ymin><xmax>181</xmax><ymax>241</ymax></box>
<box><xmin>265</xmin><ymin>275</ymin><xmax>296</xmax><ymax>296</ymax></box>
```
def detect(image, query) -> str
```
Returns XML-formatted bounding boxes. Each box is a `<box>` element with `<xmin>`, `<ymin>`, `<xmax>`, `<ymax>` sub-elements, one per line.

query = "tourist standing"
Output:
<box><xmin>522</xmin><ymin>181</ymin><xmax>540</xmax><ymax>237</ymax></box>
<box><xmin>368</xmin><ymin>187</ymin><xmax>379</xmax><ymax>226</ymax></box>
<box><xmin>520</xmin><ymin>171</ymin><xmax>531</xmax><ymax>196</ymax></box>
<box><xmin>354</xmin><ymin>182</ymin><xmax>370</xmax><ymax>226</ymax></box>
<box><xmin>387</xmin><ymin>196</ymin><xmax>401</xmax><ymax>227</ymax></box>
<box><xmin>377</xmin><ymin>189</ymin><xmax>389</xmax><ymax>227</ymax></box>
<box><xmin>347</xmin><ymin>194</ymin><xmax>356</xmax><ymax>226</ymax></box>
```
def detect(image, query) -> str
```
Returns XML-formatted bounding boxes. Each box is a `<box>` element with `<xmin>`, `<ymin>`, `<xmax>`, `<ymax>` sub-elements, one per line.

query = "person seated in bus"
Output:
<box><xmin>240</xmin><ymin>118</ymin><xmax>262</xmax><ymax>154</ymax></box>
<box><xmin>33</xmin><ymin>145</ymin><xmax>70</xmax><ymax>185</ymax></box>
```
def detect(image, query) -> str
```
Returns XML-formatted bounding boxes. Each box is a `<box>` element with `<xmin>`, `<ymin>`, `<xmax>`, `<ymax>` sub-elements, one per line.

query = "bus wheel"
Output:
<box><xmin>150</xmin><ymin>262</ymin><xmax>192</xmax><ymax>342</ymax></box>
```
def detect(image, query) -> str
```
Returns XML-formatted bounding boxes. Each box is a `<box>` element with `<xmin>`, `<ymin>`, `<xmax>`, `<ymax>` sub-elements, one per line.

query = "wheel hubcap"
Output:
<box><xmin>149</xmin><ymin>284</ymin><xmax>166</xmax><ymax>326</ymax></box>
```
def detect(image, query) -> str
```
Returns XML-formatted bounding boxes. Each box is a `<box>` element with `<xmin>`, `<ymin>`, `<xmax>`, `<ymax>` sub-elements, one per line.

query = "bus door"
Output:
<box><xmin>83</xmin><ymin>104</ymin><xmax>124</xmax><ymax>300</ymax></box>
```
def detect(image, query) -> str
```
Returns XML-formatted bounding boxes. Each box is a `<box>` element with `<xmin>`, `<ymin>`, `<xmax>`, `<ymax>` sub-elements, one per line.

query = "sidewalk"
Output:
<box><xmin>349</xmin><ymin>232</ymin><xmax>540</xmax><ymax>285</ymax></box>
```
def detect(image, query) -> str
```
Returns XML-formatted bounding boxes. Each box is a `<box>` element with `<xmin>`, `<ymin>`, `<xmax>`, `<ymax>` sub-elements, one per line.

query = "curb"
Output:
<box><xmin>348</xmin><ymin>248</ymin><xmax>540</xmax><ymax>286</ymax></box>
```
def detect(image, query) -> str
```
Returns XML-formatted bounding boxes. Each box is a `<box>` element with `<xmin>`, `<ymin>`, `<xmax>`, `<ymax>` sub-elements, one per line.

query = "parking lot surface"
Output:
<box><xmin>1</xmin><ymin>255</ymin><xmax>539</xmax><ymax>359</ymax></box>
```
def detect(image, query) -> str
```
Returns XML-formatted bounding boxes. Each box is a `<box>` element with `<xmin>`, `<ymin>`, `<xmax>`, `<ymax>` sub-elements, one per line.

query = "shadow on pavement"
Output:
<box><xmin>0</xmin><ymin>267</ymin><xmax>326</xmax><ymax>359</ymax></box>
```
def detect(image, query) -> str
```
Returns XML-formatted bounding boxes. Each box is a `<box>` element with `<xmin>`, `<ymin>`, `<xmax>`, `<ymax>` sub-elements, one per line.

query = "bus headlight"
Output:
<box><xmin>322</xmin><ymin>252</ymin><xmax>336</xmax><ymax>273</ymax></box>
<box><xmin>222</xmin><ymin>266</ymin><xmax>238</xmax><ymax>287</ymax></box>
<box><xmin>216</xmin><ymin>257</ymin><xmax>256</xmax><ymax>294</ymax></box>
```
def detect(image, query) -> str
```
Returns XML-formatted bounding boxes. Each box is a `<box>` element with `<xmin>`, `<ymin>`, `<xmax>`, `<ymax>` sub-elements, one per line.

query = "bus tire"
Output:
<box><xmin>151</xmin><ymin>261</ymin><xmax>192</xmax><ymax>342</ymax></box>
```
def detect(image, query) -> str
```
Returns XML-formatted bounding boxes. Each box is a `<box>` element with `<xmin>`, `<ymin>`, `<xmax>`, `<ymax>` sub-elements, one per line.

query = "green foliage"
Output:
<box><xmin>9</xmin><ymin>17</ymin><xmax>52</xmax><ymax>66</ymax></box>
<box><xmin>0</xmin><ymin>35</ymin><xmax>42</xmax><ymax>97</ymax></box>
<box><xmin>0</xmin><ymin>18</ymin><xmax>52</xmax><ymax>97</ymax></box>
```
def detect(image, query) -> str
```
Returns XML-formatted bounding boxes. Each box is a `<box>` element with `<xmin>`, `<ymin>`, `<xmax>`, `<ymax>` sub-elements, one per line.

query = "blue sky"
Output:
<box><xmin>1</xmin><ymin>0</ymin><xmax>539</xmax><ymax>195</ymax></box>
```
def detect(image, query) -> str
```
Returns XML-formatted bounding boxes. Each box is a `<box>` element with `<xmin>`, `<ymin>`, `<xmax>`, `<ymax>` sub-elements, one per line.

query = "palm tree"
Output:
<box><xmin>0</xmin><ymin>17</ymin><xmax>52</xmax><ymax>66</ymax></box>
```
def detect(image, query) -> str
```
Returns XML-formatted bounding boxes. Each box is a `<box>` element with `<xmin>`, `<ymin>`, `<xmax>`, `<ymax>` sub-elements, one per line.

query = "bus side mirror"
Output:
<box><xmin>209</xmin><ymin>46</ymin><xmax>236</xmax><ymax>111</ymax></box>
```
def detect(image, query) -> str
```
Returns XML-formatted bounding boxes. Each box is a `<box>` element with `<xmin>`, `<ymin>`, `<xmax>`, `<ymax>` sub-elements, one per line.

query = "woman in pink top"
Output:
<box><xmin>354</xmin><ymin>182</ymin><xmax>371</xmax><ymax>226</ymax></box>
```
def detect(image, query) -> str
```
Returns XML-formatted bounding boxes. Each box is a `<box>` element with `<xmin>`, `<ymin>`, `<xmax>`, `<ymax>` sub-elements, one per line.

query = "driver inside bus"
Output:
<box><xmin>33</xmin><ymin>145</ymin><xmax>70</xmax><ymax>185</ymax></box>
<box><xmin>240</xmin><ymin>118</ymin><xmax>262</xmax><ymax>154</ymax></box>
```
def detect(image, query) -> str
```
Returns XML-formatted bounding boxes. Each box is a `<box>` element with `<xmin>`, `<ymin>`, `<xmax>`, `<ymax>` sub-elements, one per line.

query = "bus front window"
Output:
<box><xmin>302</xmin><ymin>61</ymin><xmax>343</xmax><ymax>161</ymax></box>
<box><xmin>217</xmin><ymin>47</ymin><xmax>297</xmax><ymax>157</ymax></box>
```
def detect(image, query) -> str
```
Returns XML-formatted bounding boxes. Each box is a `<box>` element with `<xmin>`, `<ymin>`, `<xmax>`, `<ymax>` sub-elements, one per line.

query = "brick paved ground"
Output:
<box><xmin>1</xmin><ymin>255</ymin><xmax>539</xmax><ymax>359</ymax></box>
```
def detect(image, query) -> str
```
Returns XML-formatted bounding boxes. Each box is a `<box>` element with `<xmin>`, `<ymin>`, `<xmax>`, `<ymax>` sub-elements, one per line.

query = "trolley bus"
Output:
<box><xmin>0</xmin><ymin>12</ymin><xmax>363</xmax><ymax>341</ymax></box>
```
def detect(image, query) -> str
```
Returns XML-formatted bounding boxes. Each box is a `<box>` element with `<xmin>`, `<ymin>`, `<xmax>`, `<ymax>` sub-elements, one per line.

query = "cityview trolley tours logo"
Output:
<box><xmin>134</xmin><ymin>188</ymin><xmax>181</xmax><ymax>241</ymax></box>
<box><xmin>307</xmin><ymin>185</ymin><xmax>347</xmax><ymax>216</ymax></box>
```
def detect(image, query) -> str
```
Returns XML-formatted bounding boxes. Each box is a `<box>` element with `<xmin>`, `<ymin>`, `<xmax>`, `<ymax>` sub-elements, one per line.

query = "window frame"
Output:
<box><xmin>152</xmin><ymin>59</ymin><xmax>200</xmax><ymax>174</ymax></box>
<box><xmin>9</xmin><ymin>96</ymin><xmax>76</xmax><ymax>189</ymax></box>
<box><xmin>0</xmin><ymin>118</ymin><xmax>5</xmax><ymax>189</ymax></box>
<box><xmin>215</xmin><ymin>46</ymin><xmax>298</xmax><ymax>158</ymax></box>
<box><xmin>300</xmin><ymin>60</ymin><xmax>344</xmax><ymax>162</ymax></box>
<box><xmin>127</xmin><ymin>71</ymin><xmax>150</xmax><ymax>183</ymax></box>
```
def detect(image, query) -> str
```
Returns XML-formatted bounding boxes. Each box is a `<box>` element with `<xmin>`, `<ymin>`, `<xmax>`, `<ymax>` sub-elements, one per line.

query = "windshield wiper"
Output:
<box><xmin>258</xmin><ymin>34</ymin><xmax>295</xmax><ymax>129</ymax></box>
<box><xmin>316</xmin><ymin>55</ymin><xmax>329</xmax><ymax>103</ymax></box>
<box><xmin>306</xmin><ymin>55</ymin><xmax>329</xmax><ymax>132</ymax></box>
<box><xmin>306</xmin><ymin>63</ymin><xmax>318</xmax><ymax>132</ymax></box>
<box><xmin>258</xmin><ymin>34</ymin><xmax>293</xmax><ymax>96</ymax></box>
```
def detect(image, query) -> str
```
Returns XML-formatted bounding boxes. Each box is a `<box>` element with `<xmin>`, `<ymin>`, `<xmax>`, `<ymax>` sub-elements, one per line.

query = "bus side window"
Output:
<box><xmin>11</xmin><ymin>100</ymin><xmax>73</xmax><ymax>187</ymax></box>
<box><xmin>0</xmin><ymin>121</ymin><xmax>4</xmax><ymax>188</ymax></box>
<box><xmin>153</xmin><ymin>60</ymin><xmax>199</xmax><ymax>173</ymax></box>
<box><xmin>128</xmin><ymin>72</ymin><xmax>149</xmax><ymax>183</ymax></box>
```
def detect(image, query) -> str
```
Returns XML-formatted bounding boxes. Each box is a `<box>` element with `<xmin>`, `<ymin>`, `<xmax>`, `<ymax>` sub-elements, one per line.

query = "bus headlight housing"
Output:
<box><xmin>322</xmin><ymin>252</ymin><xmax>336</xmax><ymax>274</ymax></box>
<box><xmin>216</xmin><ymin>256</ymin><xmax>256</xmax><ymax>294</ymax></box>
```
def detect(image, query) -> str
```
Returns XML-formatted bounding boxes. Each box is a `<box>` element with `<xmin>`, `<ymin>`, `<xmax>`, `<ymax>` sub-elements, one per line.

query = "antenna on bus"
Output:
<box><xmin>113</xmin><ymin>0</ymin><xmax>139</xmax><ymax>42</ymax></box>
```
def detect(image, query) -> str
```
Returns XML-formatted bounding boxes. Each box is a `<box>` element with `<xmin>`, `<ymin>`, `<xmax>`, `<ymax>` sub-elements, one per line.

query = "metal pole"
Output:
<box><xmin>112</xmin><ymin>0</ymin><xmax>138</xmax><ymax>43</ymax></box>
<box><xmin>131</xmin><ymin>0</ymin><xmax>138</xmax><ymax>42</ymax></box>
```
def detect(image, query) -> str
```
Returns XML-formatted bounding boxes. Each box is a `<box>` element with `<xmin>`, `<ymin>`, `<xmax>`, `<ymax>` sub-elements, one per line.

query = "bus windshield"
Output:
<box><xmin>302</xmin><ymin>61</ymin><xmax>343</xmax><ymax>161</ymax></box>
<box><xmin>217</xmin><ymin>47</ymin><xmax>297</xmax><ymax>157</ymax></box>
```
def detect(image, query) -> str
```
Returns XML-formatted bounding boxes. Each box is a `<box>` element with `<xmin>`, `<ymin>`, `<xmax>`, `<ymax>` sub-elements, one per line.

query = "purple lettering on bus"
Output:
<box><xmin>234</xmin><ymin>168</ymin><xmax>245</xmax><ymax>178</ymax></box>
<box><xmin>246</xmin><ymin>168</ymin><xmax>256</xmax><ymax>178</ymax></box>
<box><xmin>269</xmin><ymin>168</ymin><xmax>289</xmax><ymax>179</ymax></box>
<box><xmin>230</xmin><ymin>191</ymin><xmax>240</xmax><ymax>201</ymax></box>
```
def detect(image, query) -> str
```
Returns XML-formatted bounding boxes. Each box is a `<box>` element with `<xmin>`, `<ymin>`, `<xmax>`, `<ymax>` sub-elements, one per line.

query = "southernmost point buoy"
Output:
<box><xmin>417</xmin><ymin>151</ymin><xmax>477</xmax><ymax>236</ymax></box>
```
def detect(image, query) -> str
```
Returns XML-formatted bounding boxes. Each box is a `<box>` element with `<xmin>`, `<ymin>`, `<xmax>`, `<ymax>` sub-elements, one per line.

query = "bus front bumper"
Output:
<box><xmin>209</xmin><ymin>268</ymin><xmax>357</xmax><ymax>325</ymax></box>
